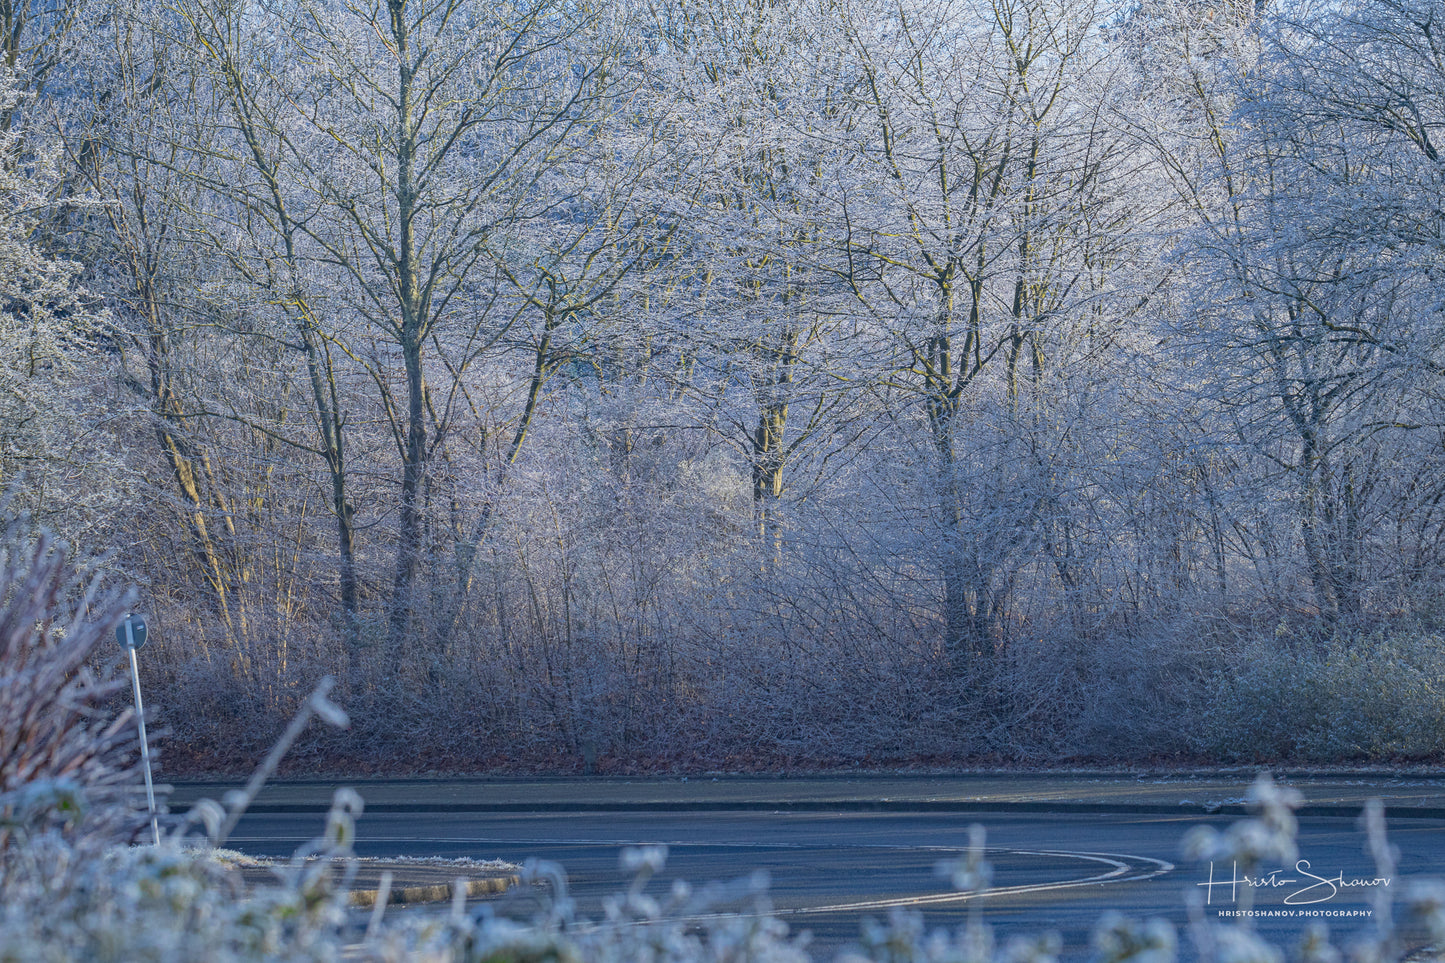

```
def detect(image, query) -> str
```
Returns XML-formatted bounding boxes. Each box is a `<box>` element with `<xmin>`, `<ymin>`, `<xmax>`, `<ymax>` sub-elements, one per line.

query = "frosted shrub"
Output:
<box><xmin>0</xmin><ymin>791</ymin><xmax>360</xmax><ymax>963</ymax></box>
<box><xmin>1199</xmin><ymin>632</ymin><xmax>1445</xmax><ymax>760</ymax></box>
<box><xmin>0</xmin><ymin>670</ymin><xmax>360</xmax><ymax>961</ymax></box>
<box><xmin>358</xmin><ymin>852</ymin><xmax>811</xmax><ymax>963</ymax></box>
<box><xmin>0</xmin><ymin>521</ymin><xmax>145</xmax><ymax>859</ymax></box>
<box><xmin>1092</xmin><ymin>914</ymin><xmax>1177</xmax><ymax>963</ymax></box>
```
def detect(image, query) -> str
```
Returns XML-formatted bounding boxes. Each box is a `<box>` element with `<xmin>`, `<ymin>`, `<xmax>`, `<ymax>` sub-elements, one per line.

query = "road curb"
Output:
<box><xmin>222</xmin><ymin>799</ymin><xmax>1445</xmax><ymax>819</ymax></box>
<box><xmin>348</xmin><ymin>873</ymin><xmax>519</xmax><ymax>908</ymax></box>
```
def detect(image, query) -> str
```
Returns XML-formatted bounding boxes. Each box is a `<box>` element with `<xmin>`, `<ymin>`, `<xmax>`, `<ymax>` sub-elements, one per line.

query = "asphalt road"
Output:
<box><xmin>223</xmin><ymin>806</ymin><xmax>1445</xmax><ymax>959</ymax></box>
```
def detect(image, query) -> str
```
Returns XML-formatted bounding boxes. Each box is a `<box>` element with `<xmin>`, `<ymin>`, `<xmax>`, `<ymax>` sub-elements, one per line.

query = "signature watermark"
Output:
<box><xmin>1199</xmin><ymin>859</ymin><xmax>1391</xmax><ymax>911</ymax></box>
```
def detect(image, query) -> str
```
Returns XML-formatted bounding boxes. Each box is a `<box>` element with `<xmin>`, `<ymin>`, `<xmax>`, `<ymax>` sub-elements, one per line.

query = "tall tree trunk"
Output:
<box><xmin>297</xmin><ymin>324</ymin><xmax>359</xmax><ymax>666</ymax></box>
<box><xmin>387</xmin><ymin>11</ymin><xmax>425</xmax><ymax>656</ymax></box>
<box><xmin>751</xmin><ymin>328</ymin><xmax>798</xmax><ymax>571</ymax></box>
<box><xmin>388</xmin><ymin>334</ymin><xmax>427</xmax><ymax>656</ymax></box>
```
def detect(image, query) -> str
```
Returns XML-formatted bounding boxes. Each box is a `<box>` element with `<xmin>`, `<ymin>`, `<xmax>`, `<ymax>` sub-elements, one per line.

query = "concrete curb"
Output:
<box><xmin>226</xmin><ymin>799</ymin><xmax>1445</xmax><ymax>819</ymax></box>
<box><xmin>172</xmin><ymin>773</ymin><xmax>1445</xmax><ymax>824</ymax></box>
<box><xmin>348</xmin><ymin>873</ymin><xmax>519</xmax><ymax>908</ymax></box>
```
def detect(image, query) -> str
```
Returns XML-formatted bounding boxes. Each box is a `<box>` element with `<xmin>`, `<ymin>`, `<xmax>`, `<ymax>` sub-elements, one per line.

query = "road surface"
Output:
<box><xmin>220</xmin><ymin>805</ymin><xmax>1444</xmax><ymax>958</ymax></box>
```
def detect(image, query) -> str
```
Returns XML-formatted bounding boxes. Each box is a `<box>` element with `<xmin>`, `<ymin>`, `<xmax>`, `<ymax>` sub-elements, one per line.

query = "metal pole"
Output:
<box><xmin>125</xmin><ymin>619</ymin><xmax>160</xmax><ymax>846</ymax></box>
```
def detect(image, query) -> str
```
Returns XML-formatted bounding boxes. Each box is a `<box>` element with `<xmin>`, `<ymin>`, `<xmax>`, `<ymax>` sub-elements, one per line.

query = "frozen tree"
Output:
<box><xmin>827</xmin><ymin>0</ymin><xmax>1160</xmax><ymax>669</ymax></box>
<box><xmin>435</xmin><ymin>22</ymin><xmax>678</xmax><ymax>641</ymax></box>
<box><xmin>53</xmin><ymin>11</ymin><xmax>246</xmax><ymax>635</ymax></box>
<box><xmin>0</xmin><ymin>68</ymin><xmax>106</xmax><ymax>520</ymax></box>
<box><xmin>1140</xmin><ymin>0</ymin><xmax>1445</xmax><ymax>627</ymax></box>
<box><xmin>640</xmin><ymin>0</ymin><xmax>866</xmax><ymax>567</ymax></box>
<box><xmin>163</xmin><ymin>0</ymin><xmax>629</xmax><ymax>661</ymax></box>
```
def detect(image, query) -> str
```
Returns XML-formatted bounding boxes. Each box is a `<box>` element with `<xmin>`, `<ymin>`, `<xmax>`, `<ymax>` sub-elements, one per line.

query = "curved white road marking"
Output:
<box><xmin>772</xmin><ymin>849</ymin><xmax>1174</xmax><ymax>916</ymax></box>
<box><xmin>645</xmin><ymin>849</ymin><xmax>1176</xmax><ymax>927</ymax></box>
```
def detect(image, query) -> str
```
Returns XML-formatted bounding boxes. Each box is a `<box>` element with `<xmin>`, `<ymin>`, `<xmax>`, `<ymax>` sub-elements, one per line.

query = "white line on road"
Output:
<box><xmin>771</xmin><ymin>850</ymin><xmax>1174</xmax><ymax>916</ymax></box>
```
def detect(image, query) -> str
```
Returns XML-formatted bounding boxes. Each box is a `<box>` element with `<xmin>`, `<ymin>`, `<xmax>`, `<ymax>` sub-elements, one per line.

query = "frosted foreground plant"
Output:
<box><xmin>0</xmin><ymin>522</ymin><xmax>143</xmax><ymax>855</ymax></box>
<box><xmin>0</xmin><ymin>793</ymin><xmax>360</xmax><ymax>962</ymax></box>
<box><xmin>0</xmin><ymin>675</ymin><xmax>358</xmax><ymax>963</ymax></box>
<box><xmin>1173</xmin><ymin>775</ymin><xmax>1445</xmax><ymax>963</ymax></box>
<box><xmin>0</xmin><ymin>517</ymin><xmax>366</xmax><ymax>960</ymax></box>
<box><xmin>349</xmin><ymin>777</ymin><xmax>1433</xmax><ymax>963</ymax></box>
<box><xmin>6</xmin><ymin>766</ymin><xmax>1445</xmax><ymax>963</ymax></box>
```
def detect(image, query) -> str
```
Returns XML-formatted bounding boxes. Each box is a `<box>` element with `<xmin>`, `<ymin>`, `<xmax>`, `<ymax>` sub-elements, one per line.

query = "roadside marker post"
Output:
<box><xmin>116</xmin><ymin>613</ymin><xmax>160</xmax><ymax>845</ymax></box>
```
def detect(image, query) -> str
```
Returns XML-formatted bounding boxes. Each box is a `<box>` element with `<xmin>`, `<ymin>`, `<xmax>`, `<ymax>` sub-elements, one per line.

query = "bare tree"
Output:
<box><xmin>829</xmin><ymin>0</ymin><xmax>1150</xmax><ymax>668</ymax></box>
<box><xmin>166</xmin><ymin>0</ymin><xmax>626</xmax><ymax>662</ymax></box>
<box><xmin>1135</xmin><ymin>0</ymin><xmax>1445</xmax><ymax>627</ymax></box>
<box><xmin>641</xmin><ymin>0</ymin><xmax>867</xmax><ymax>568</ymax></box>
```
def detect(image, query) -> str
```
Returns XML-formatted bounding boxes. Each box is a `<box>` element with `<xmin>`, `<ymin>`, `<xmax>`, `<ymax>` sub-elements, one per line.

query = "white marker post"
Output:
<box><xmin>117</xmin><ymin>613</ymin><xmax>160</xmax><ymax>845</ymax></box>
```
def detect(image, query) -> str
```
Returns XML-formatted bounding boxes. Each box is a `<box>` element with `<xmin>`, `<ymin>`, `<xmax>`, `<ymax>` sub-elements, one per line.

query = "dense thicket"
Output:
<box><xmin>8</xmin><ymin>0</ymin><xmax>1445</xmax><ymax>769</ymax></box>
